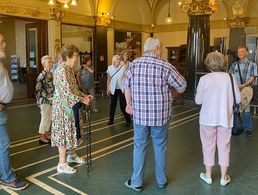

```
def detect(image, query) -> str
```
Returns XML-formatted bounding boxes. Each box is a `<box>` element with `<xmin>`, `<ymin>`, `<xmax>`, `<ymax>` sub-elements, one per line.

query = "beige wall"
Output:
<box><xmin>155</xmin><ymin>31</ymin><xmax>188</xmax><ymax>61</ymax></box>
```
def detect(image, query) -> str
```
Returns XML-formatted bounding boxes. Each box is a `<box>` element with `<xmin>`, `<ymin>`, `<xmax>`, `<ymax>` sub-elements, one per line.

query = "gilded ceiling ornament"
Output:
<box><xmin>226</xmin><ymin>16</ymin><xmax>249</xmax><ymax>28</ymax></box>
<box><xmin>54</xmin><ymin>39</ymin><xmax>61</xmax><ymax>58</ymax></box>
<box><xmin>50</xmin><ymin>6</ymin><xmax>64</xmax><ymax>22</ymax></box>
<box><xmin>0</xmin><ymin>4</ymin><xmax>48</xmax><ymax>19</ymax></box>
<box><xmin>179</xmin><ymin>0</ymin><xmax>219</xmax><ymax>16</ymax></box>
<box><xmin>96</xmin><ymin>13</ymin><xmax>111</xmax><ymax>26</ymax></box>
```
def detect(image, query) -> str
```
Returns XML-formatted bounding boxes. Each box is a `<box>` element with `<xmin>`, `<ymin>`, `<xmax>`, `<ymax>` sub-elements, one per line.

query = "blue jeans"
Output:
<box><xmin>243</xmin><ymin>111</ymin><xmax>253</xmax><ymax>132</ymax></box>
<box><xmin>131</xmin><ymin>122</ymin><xmax>169</xmax><ymax>187</ymax></box>
<box><xmin>0</xmin><ymin>108</ymin><xmax>16</xmax><ymax>182</ymax></box>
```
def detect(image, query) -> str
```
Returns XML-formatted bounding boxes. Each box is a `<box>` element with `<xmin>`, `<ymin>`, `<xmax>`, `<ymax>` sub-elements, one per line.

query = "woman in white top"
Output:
<box><xmin>195</xmin><ymin>52</ymin><xmax>240</xmax><ymax>186</ymax></box>
<box><xmin>106</xmin><ymin>55</ymin><xmax>131</xmax><ymax>127</ymax></box>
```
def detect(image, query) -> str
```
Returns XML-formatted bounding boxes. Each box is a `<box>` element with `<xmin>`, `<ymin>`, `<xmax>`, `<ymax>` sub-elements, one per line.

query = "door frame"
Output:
<box><xmin>25</xmin><ymin>21</ymin><xmax>48</xmax><ymax>98</ymax></box>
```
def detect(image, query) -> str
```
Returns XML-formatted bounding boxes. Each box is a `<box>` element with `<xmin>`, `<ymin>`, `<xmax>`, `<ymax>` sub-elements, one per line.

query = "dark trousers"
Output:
<box><xmin>72</xmin><ymin>102</ymin><xmax>83</xmax><ymax>140</ymax></box>
<box><xmin>109</xmin><ymin>89</ymin><xmax>131</xmax><ymax>123</ymax></box>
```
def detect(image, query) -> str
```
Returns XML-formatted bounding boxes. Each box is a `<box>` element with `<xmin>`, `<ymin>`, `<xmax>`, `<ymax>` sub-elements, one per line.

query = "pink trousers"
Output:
<box><xmin>200</xmin><ymin>125</ymin><xmax>232</xmax><ymax>167</ymax></box>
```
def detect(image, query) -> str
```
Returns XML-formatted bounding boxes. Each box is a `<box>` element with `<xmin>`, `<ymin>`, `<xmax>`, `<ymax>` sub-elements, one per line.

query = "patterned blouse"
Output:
<box><xmin>51</xmin><ymin>63</ymin><xmax>86</xmax><ymax>149</ymax></box>
<box><xmin>35</xmin><ymin>71</ymin><xmax>54</xmax><ymax>106</ymax></box>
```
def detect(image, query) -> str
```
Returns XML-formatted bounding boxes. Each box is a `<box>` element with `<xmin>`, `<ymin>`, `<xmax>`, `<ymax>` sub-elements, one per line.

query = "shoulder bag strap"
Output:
<box><xmin>237</xmin><ymin>63</ymin><xmax>243</xmax><ymax>84</ymax></box>
<box><xmin>110</xmin><ymin>65</ymin><xmax>124</xmax><ymax>79</ymax></box>
<box><xmin>229</xmin><ymin>73</ymin><xmax>237</xmax><ymax>111</ymax></box>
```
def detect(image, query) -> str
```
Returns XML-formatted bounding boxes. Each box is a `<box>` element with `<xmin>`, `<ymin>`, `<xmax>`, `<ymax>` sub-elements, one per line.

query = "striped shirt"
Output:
<box><xmin>124</xmin><ymin>53</ymin><xmax>187</xmax><ymax>126</ymax></box>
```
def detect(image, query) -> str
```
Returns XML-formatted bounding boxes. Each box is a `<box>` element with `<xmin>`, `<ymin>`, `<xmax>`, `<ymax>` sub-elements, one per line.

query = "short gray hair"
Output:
<box><xmin>144</xmin><ymin>37</ymin><xmax>161</xmax><ymax>53</ymax></box>
<box><xmin>204</xmin><ymin>52</ymin><xmax>226</xmax><ymax>72</ymax></box>
<box><xmin>41</xmin><ymin>55</ymin><xmax>51</xmax><ymax>66</ymax></box>
<box><xmin>112</xmin><ymin>54</ymin><xmax>120</xmax><ymax>65</ymax></box>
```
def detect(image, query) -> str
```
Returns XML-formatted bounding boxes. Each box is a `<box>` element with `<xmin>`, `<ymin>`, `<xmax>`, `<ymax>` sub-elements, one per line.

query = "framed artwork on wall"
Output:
<box><xmin>114</xmin><ymin>30</ymin><xmax>142</xmax><ymax>60</ymax></box>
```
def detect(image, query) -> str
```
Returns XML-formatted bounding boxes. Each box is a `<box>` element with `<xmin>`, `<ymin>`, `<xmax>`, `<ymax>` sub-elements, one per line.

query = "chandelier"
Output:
<box><xmin>48</xmin><ymin>0</ymin><xmax>78</xmax><ymax>9</ymax></box>
<box><xmin>165</xmin><ymin>0</ymin><xmax>173</xmax><ymax>23</ymax></box>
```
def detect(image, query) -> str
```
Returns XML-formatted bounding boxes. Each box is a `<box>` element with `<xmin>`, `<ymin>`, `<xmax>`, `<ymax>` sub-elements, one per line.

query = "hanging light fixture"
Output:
<box><xmin>48</xmin><ymin>0</ymin><xmax>78</xmax><ymax>9</ymax></box>
<box><xmin>166</xmin><ymin>0</ymin><xmax>173</xmax><ymax>23</ymax></box>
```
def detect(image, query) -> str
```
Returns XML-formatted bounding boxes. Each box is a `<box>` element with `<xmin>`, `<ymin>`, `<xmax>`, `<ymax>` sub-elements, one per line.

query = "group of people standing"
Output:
<box><xmin>0</xmin><ymin>31</ymin><xmax>257</xmax><ymax>192</ymax></box>
<box><xmin>123</xmin><ymin>39</ymin><xmax>257</xmax><ymax>192</ymax></box>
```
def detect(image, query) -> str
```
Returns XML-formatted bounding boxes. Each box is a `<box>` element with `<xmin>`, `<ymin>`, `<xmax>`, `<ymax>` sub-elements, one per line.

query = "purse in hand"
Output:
<box><xmin>229</xmin><ymin>73</ymin><xmax>244</xmax><ymax>136</ymax></box>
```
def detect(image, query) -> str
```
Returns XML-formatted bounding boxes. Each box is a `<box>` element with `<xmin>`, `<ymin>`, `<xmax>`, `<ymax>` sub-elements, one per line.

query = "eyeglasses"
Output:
<box><xmin>0</xmin><ymin>40</ymin><xmax>6</xmax><ymax>45</ymax></box>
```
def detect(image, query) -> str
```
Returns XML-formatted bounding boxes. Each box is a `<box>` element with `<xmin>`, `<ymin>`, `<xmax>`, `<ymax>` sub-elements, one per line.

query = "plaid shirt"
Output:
<box><xmin>124</xmin><ymin>53</ymin><xmax>187</xmax><ymax>126</ymax></box>
<box><xmin>229</xmin><ymin>59</ymin><xmax>257</xmax><ymax>85</ymax></box>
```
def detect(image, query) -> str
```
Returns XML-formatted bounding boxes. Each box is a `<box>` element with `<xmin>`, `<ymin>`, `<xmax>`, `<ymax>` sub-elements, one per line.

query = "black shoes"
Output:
<box><xmin>124</xmin><ymin>179</ymin><xmax>142</xmax><ymax>192</ymax></box>
<box><xmin>246</xmin><ymin>131</ymin><xmax>252</xmax><ymax>137</ymax></box>
<box><xmin>108</xmin><ymin>120</ymin><xmax>113</xmax><ymax>125</ymax></box>
<box><xmin>108</xmin><ymin>120</ymin><xmax>131</xmax><ymax>127</ymax></box>
<box><xmin>39</xmin><ymin>139</ymin><xmax>51</xmax><ymax>145</ymax></box>
<box><xmin>124</xmin><ymin>121</ymin><xmax>131</xmax><ymax>127</ymax></box>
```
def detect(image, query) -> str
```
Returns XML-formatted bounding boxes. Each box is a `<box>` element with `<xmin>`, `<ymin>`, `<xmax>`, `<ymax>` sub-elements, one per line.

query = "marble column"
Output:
<box><xmin>180</xmin><ymin>0</ymin><xmax>218</xmax><ymax>97</ymax></box>
<box><xmin>186</xmin><ymin>15</ymin><xmax>210</xmax><ymax>93</ymax></box>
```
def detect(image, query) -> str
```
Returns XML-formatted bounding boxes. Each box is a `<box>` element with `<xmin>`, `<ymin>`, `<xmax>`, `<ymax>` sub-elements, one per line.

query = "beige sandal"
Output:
<box><xmin>66</xmin><ymin>154</ymin><xmax>85</xmax><ymax>164</ymax></box>
<box><xmin>57</xmin><ymin>163</ymin><xmax>77</xmax><ymax>174</ymax></box>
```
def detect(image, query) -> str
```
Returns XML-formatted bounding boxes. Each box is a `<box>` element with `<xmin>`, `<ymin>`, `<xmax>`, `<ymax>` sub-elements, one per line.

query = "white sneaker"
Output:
<box><xmin>220</xmin><ymin>175</ymin><xmax>231</xmax><ymax>186</ymax></box>
<box><xmin>200</xmin><ymin>173</ymin><xmax>212</xmax><ymax>184</ymax></box>
<box><xmin>57</xmin><ymin>163</ymin><xmax>77</xmax><ymax>174</ymax></box>
<box><xmin>66</xmin><ymin>154</ymin><xmax>85</xmax><ymax>164</ymax></box>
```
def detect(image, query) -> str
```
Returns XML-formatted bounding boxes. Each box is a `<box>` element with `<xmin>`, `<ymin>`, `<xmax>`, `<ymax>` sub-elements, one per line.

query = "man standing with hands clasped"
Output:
<box><xmin>0</xmin><ymin>33</ymin><xmax>28</xmax><ymax>190</ymax></box>
<box><xmin>229</xmin><ymin>46</ymin><xmax>258</xmax><ymax>137</ymax></box>
<box><xmin>124</xmin><ymin>37</ymin><xmax>187</xmax><ymax>192</ymax></box>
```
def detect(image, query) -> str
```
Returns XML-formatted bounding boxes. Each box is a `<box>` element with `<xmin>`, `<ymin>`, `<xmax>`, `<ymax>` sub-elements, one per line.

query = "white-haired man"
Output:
<box><xmin>0</xmin><ymin>33</ymin><xmax>28</xmax><ymax>190</ymax></box>
<box><xmin>124</xmin><ymin>37</ymin><xmax>187</xmax><ymax>191</ymax></box>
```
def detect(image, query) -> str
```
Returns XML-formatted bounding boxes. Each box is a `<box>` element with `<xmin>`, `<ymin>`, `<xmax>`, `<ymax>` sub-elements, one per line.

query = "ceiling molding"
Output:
<box><xmin>246</xmin><ymin>0</ymin><xmax>256</xmax><ymax>18</ymax></box>
<box><xmin>152</xmin><ymin>0</ymin><xmax>167</xmax><ymax>24</ymax></box>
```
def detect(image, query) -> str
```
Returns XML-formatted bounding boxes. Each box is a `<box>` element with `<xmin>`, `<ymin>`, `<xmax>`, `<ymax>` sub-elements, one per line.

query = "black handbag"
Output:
<box><xmin>229</xmin><ymin>73</ymin><xmax>244</xmax><ymax>136</ymax></box>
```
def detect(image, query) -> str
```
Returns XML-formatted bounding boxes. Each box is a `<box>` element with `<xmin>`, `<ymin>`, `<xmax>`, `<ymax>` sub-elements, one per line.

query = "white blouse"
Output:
<box><xmin>106</xmin><ymin>65</ymin><xmax>125</xmax><ymax>95</ymax></box>
<box><xmin>195</xmin><ymin>72</ymin><xmax>241</xmax><ymax>128</ymax></box>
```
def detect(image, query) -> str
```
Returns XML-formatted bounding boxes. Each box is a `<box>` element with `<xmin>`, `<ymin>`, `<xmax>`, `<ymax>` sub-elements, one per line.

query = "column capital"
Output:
<box><xmin>226</xmin><ymin>16</ymin><xmax>249</xmax><ymax>28</ymax></box>
<box><xmin>179</xmin><ymin>0</ymin><xmax>218</xmax><ymax>16</ymax></box>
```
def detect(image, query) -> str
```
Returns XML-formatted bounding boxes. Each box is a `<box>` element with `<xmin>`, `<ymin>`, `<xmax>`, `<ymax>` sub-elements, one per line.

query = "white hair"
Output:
<box><xmin>41</xmin><ymin>55</ymin><xmax>51</xmax><ymax>65</ymax></box>
<box><xmin>205</xmin><ymin>52</ymin><xmax>226</xmax><ymax>72</ymax></box>
<box><xmin>112</xmin><ymin>54</ymin><xmax>120</xmax><ymax>65</ymax></box>
<box><xmin>144</xmin><ymin>37</ymin><xmax>161</xmax><ymax>53</ymax></box>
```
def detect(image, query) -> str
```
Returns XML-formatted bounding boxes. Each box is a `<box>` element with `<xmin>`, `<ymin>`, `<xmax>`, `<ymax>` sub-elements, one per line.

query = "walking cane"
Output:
<box><xmin>85</xmin><ymin>105</ymin><xmax>92</xmax><ymax>170</ymax></box>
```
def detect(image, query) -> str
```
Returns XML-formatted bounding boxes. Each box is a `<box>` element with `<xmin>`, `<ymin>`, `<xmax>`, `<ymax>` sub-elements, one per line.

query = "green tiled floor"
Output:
<box><xmin>2</xmin><ymin>96</ymin><xmax>258</xmax><ymax>195</ymax></box>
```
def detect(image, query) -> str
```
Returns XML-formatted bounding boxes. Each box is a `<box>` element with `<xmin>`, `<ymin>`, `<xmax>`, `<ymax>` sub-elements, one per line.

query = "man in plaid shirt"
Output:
<box><xmin>124</xmin><ymin>37</ymin><xmax>187</xmax><ymax>192</ymax></box>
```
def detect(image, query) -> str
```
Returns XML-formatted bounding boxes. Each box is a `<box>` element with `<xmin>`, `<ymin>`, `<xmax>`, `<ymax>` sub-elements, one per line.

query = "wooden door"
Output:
<box><xmin>26</xmin><ymin>21</ymin><xmax>48</xmax><ymax>98</ymax></box>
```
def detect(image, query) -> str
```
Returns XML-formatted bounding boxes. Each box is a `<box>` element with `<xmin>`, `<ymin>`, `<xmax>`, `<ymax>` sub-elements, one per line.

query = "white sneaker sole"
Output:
<box><xmin>200</xmin><ymin>173</ymin><xmax>212</xmax><ymax>184</ymax></box>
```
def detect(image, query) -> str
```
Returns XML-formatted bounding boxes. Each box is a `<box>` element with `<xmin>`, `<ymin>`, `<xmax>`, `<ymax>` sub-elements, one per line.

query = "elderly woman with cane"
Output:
<box><xmin>51</xmin><ymin>44</ymin><xmax>93</xmax><ymax>174</ymax></box>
